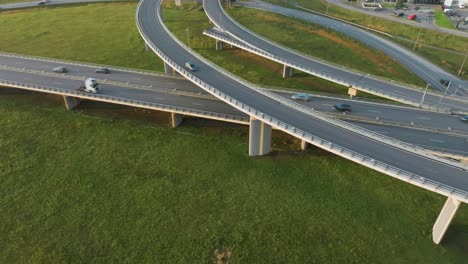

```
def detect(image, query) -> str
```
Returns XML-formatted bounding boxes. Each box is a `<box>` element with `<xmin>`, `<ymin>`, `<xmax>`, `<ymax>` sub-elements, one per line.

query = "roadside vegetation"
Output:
<box><xmin>434</xmin><ymin>9</ymin><xmax>456</xmax><ymax>29</ymax></box>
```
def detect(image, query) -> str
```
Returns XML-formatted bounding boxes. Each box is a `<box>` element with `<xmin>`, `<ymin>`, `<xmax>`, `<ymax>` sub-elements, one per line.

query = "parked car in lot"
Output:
<box><xmin>291</xmin><ymin>93</ymin><xmax>311</xmax><ymax>101</ymax></box>
<box><xmin>393</xmin><ymin>11</ymin><xmax>405</xmax><ymax>17</ymax></box>
<box><xmin>407</xmin><ymin>14</ymin><xmax>417</xmax><ymax>20</ymax></box>
<box><xmin>460</xmin><ymin>115</ymin><xmax>468</xmax><ymax>122</ymax></box>
<box><xmin>334</xmin><ymin>104</ymin><xmax>352</xmax><ymax>112</ymax></box>
<box><xmin>185</xmin><ymin>61</ymin><xmax>198</xmax><ymax>71</ymax></box>
<box><xmin>52</xmin><ymin>66</ymin><xmax>67</xmax><ymax>73</ymax></box>
<box><xmin>95</xmin><ymin>67</ymin><xmax>110</xmax><ymax>74</ymax></box>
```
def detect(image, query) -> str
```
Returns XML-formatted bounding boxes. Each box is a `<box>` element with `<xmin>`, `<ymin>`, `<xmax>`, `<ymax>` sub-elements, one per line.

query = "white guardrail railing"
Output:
<box><xmin>136</xmin><ymin>0</ymin><xmax>468</xmax><ymax>203</ymax></box>
<box><xmin>203</xmin><ymin>28</ymin><xmax>452</xmax><ymax>114</ymax></box>
<box><xmin>0</xmin><ymin>79</ymin><xmax>248</xmax><ymax>124</ymax></box>
<box><xmin>204</xmin><ymin>0</ymin><xmax>468</xmax><ymax>110</ymax></box>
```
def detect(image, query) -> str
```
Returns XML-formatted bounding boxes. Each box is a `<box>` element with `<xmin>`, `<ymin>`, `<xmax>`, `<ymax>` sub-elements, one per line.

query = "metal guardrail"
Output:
<box><xmin>136</xmin><ymin>0</ymin><xmax>468</xmax><ymax>203</ymax></box>
<box><xmin>0</xmin><ymin>79</ymin><xmax>248</xmax><ymax>124</ymax></box>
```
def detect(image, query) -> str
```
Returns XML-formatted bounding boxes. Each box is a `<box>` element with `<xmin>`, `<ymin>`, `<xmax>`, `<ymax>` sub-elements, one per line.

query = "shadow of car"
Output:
<box><xmin>185</xmin><ymin>61</ymin><xmax>198</xmax><ymax>71</ymax></box>
<box><xmin>334</xmin><ymin>104</ymin><xmax>352</xmax><ymax>112</ymax></box>
<box><xmin>95</xmin><ymin>68</ymin><xmax>110</xmax><ymax>74</ymax></box>
<box><xmin>52</xmin><ymin>66</ymin><xmax>67</xmax><ymax>73</ymax></box>
<box><xmin>291</xmin><ymin>93</ymin><xmax>311</xmax><ymax>101</ymax></box>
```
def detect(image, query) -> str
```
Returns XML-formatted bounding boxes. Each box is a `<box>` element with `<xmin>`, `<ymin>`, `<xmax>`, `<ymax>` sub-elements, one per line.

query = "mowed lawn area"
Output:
<box><xmin>1</xmin><ymin>2</ymin><xmax>468</xmax><ymax>262</ymax></box>
<box><xmin>0</xmin><ymin>3</ymin><xmax>164</xmax><ymax>71</ymax></box>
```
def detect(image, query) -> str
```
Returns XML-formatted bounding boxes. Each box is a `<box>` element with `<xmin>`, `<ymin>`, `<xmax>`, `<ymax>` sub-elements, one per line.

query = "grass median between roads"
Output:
<box><xmin>434</xmin><ymin>9</ymin><xmax>456</xmax><ymax>30</ymax></box>
<box><xmin>1</xmin><ymin>88</ymin><xmax>468</xmax><ymax>263</ymax></box>
<box><xmin>0</xmin><ymin>3</ymin><xmax>164</xmax><ymax>71</ymax></box>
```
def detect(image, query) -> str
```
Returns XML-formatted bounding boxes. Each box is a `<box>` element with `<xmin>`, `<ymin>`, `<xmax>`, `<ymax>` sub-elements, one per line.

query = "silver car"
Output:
<box><xmin>291</xmin><ymin>93</ymin><xmax>311</xmax><ymax>101</ymax></box>
<box><xmin>52</xmin><ymin>66</ymin><xmax>67</xmax><ymax>73</ymax></box>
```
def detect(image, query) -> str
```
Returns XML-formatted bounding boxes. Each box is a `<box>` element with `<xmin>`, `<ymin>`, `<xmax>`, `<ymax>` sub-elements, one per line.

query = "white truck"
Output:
<box><xmin>77</xmin><ymin>78</ymin><xmax>100</xmax><ymax>93</ymax></box>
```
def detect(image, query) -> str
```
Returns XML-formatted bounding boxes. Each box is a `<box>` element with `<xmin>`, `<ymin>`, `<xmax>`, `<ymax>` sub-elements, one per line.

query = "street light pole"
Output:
<box><xmin>458</xmin><ymin>51</ymin><xmax>467</xmax><ymax>77</ymax></box>
<box><xmin>439</xmin><ymin>81</ymin><xmax>451</xmax><ymax>102</ymax></box>
<box><xmin>186</xmin><ymin>27</ymin><xmax>190</xmax><ymax>48</ymax></box>
<box><xmin>420</xmin><ymin>83</ymin><xmax>430</xmax><ymax>106</ymax></box>
<box><xmin>326</xmin><ymin>1</ymin><xmax>329</xmax><ymax>15</ymax></box>
<box><xmin>413</xmin><ymin>29</ymin><xmax>422</xmax><ymax>51</ymax></box>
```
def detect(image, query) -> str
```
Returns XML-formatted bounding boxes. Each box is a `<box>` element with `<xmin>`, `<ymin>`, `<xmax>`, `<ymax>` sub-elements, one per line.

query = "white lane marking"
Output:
<box><xmin>429</xmin><ymin>139</ymin><xmax>444</xmax><ymax>143</ymax></box>
<box><xmin>192</xmin><ymin>103</ymin><xmax>205</xmax><ymax>107</ymax></box>
<box><xmin>375</xmin><ymin>131</ymin><xmax>388</xmax><ymax>135</ymax></box>
<box><xmin>367</xmin><ymin>110</ymin><xmax>381</xmax><ymax>113</ymax></box>
<box><xmin>416</xmin><ymin>117</ymin><xmax>431</xmax><ymax>120</ymax></box>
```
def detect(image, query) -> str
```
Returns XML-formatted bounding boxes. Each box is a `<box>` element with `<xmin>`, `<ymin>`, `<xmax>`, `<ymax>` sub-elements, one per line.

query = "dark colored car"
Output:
<box><xmin>393</xmin><ymin>11</ymin><xmax>405</xmax><ymax>17</ymax></box>
<box><xmin>52</xmin><ymin>66</ymin><xmax>67</xmax><ymax>73</ymax></box>
<box><xmin>95</xmin><ymin>68</ymin><xmax>110</xmax><ymax>74</ymax></box>
<box><xmin>185</xmin><ymin>61</ymin><xmax>198</xmax><ymax>71</ymax></box>
<box><xmin>334</xmin><ymin>104</ymin><xmax>352</xmax><ymax>112</ymax></box>
<box><xmin>439</xmin><ymin>79</ymin><xmax>451</xmax><ymax>87</ymax></box>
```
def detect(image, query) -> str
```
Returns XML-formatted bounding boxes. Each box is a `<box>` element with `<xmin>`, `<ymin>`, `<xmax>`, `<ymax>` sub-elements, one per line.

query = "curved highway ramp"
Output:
<box><xmin>137</xmin><ymin>0</ymin><xmax>468</xmax><ymax>244</ymax></box>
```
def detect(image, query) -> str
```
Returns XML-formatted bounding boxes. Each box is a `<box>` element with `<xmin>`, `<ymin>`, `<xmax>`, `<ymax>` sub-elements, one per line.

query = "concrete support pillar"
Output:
<box><xmin>282</xmin><ymin>65</ymin><xmax>293</xmax><ymax>78</ymax></box>
<box><xmin>226</xmin><ymin>0</ymin><xmax>232</xmax><ymax>8</ymax></box>
<box><xmin>300</xmin><ymin>140</ymin><xmax>309</xmax><ymax>151</ymax></box>
<box><xmin>348</xmin><ymin>87</ymin><xmax>358</xmax><ymax>99</ymax></box>
<box><xmin>171</xmin><ymin>113</ymin><xmax>184</xmax><ymax>128</ymax></box>
<box><xmin>249</xmin><ymin>117</ymin><xmax>272</xmax><ymax>156</ymax></box>
<box><xmin>216</xmin><ymin>40</ymin><xmax>224</xmax><ymax>51</ymax></box>
<box><xmin>164</xmin><ymin>62</ymin><xmax>174</xmax><ymax>76</ymax></box>
<box><xmin>63</xmin><ymin>96</ymin><xmax>81</xmax><ymax>110</ymax></box>
<box><xmin>432</xmin><ymin>196</ymin><xmax>461</xmax><ymax>244</ymax></box>
<box><xmin>145</xmin><ymin>43</ymin><xmax>150</xmax><ymax>52</ymax></box>
<box><xmin>175</xmin><ymin>0</ymin><xmax>183</xmax><ymax>6</ymax></box>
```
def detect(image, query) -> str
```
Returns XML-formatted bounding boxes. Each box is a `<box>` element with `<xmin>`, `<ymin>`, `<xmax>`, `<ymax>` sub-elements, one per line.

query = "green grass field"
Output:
<box><xmin>434</xmin><ymin>9</ymin><xmax>456</xmax><ymax>29</ymax></box>
<box><xmin>0</xmin><ymin>3</ymin><xmax>164</xmax><ymax>71</ymax></box>
<box><xmin>1</xmin><ymin>88</ymin><xmax>467</xmax><ymax>263</ymax></box>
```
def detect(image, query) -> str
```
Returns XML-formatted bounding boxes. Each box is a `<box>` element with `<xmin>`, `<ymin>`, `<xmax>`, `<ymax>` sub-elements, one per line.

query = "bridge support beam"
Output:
<box><xmin>63</xmin><ymin>96</ymin><xmax>81</xmax><ymax>110</ymax></box>
<box><xmin>348</xmin><ymin>87</ymin><xmax>358</xmax><ymax>99</ymax></box>
<box><xmin>432</xmin><ymin>196</ymin><xmax>461</xmax><ymax>244</ymax></box>
<box><xmin>300</xmin><ymin>140</ymin><xmax>309</xmax><ymax>151</ymax></box>
<box><xmin>175</xmin><ymin>0</ymin><xmax>183</xmax><ymax>6</ymax></box>
<box><xmin>145</xmin><ymin>43</ymin><xmax>150</xmax><ymax>52</ymax></box>
<box><xmin>249</xmin><ymin>117</ymin><xmax>272</xmax><ymax>156</ymax></box>
<box><xmin>171</xmin><ymin>113</ymin><xmax>184</xmax><ymax>128</ymax></box>
<box><xmin>216</xmin><ymin>40</ymin><xmax>224</xmax><ymax>51</ymax></box>
<box><xmin>283</xmin><ymin>65</ymin><xmax>293</xmax><ymax>78</ymax></box>
<box><xmin>164</xmin><ymin>62</ymin><xmax>175</xmax><ymax>76</ymax></box>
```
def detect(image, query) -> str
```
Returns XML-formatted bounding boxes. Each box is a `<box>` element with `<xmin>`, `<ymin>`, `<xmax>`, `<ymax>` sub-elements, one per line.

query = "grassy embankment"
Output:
<box><xmin>434</xmin><ymin>9</ymin><xmax>456</xmax><ymax>29</ymax></box>
<box><xmin>263</xmin><ymin>0</ymin><xmax>468</xmax><ymax>79</ymax></box>
<box><xmin>0</xmin><ymin>2</ymin><xmax>468</xmax><ymax>263</ymax></box>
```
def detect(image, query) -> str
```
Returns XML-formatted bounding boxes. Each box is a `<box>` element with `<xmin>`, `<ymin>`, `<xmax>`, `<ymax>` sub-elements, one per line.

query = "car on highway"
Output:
<box><xmin>185</xmin><ymin>61</ymin><xmax>198</xmax><ymax>71</ymax></box>
<box><xmin>37</xmin><ymin>0</ymin><xmax>50</xmax><ymax>5</ymax></box>
<box><xmin>439</xmin><ymin>78</ymin><xmax>451</xmax><ymax>87</ymax></box>
<box><xmin>95</xmin><ymin>67</ymin><xmax>110</xmax><ymax>74</ymax></box>
<box><xmin>334</xmin><ymin>104</ymin><xmax>352</xmax><ymax>112</ymax></box>
<box><xmin>52</xmin><ymin>66</ymin><xmax>67</xmax><ymax>73</ymax></box>
<box><xmin>460</xmin><ymin>115</ymin><xmax>468</xmax><ymax>122</ymax></box>
<box><xmin>291</xmin><ymin>93</ymin><xmax>311</xmax><ymax>101</ymax></box>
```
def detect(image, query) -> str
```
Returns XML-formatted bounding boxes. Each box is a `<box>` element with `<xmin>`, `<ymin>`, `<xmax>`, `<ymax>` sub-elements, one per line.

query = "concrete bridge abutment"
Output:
<box><xmin>63</xmin><ymin>96</ymin><xmax>81</xmax><ymax>110</ymax></box>
<box><xmin>171</xmin><ymin>113</ymin><xmax>184</xmax><ymax>128</ymax></box>
<box><xmin>432</xmin><ymin>196</ymin><xmax>461</xmax><ymax>244</ymax></box>
<box><xmin>216</xmin><ymin>40</ymin><xmax>224</xmax><ymax>51</ymax></box>
<box><xmin>249</xmin><ymin>117</ymin><xmax>272</xmax><ymax>156</ymax></box>
<box><xmin>283</xmin><ymin>65</ymin><xmax>293</xmax><ymax>78</ymax></box>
